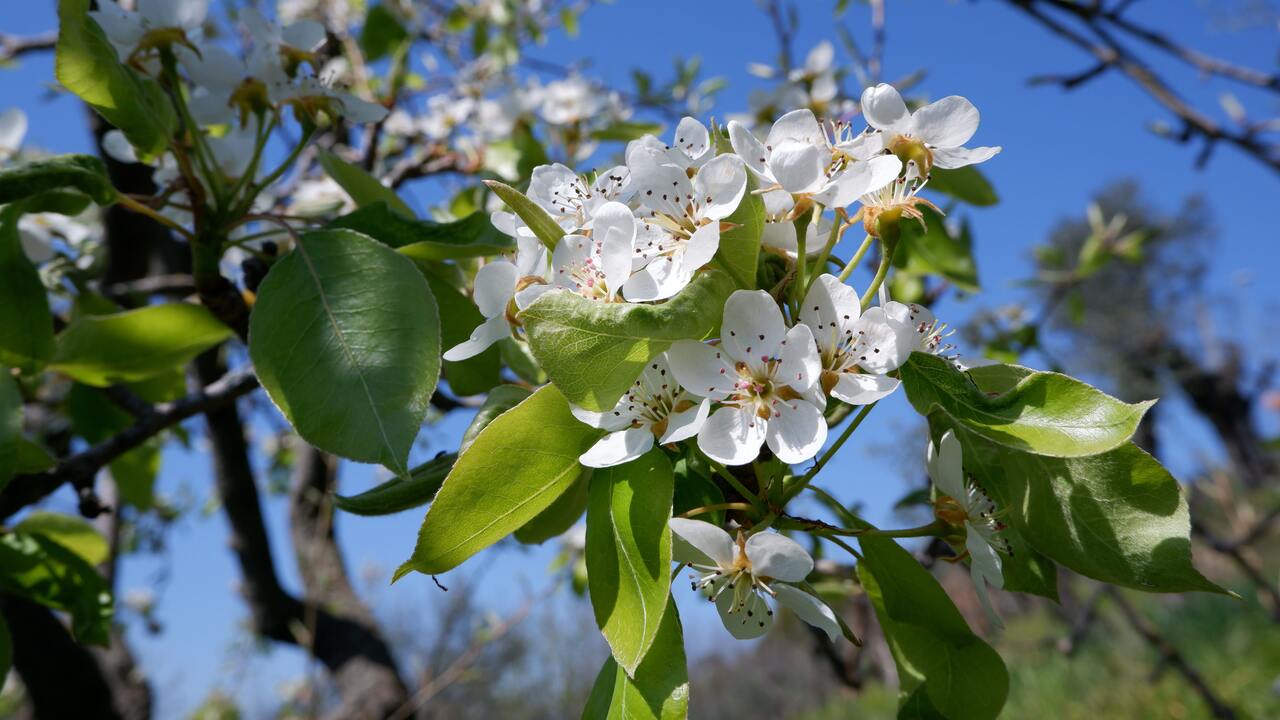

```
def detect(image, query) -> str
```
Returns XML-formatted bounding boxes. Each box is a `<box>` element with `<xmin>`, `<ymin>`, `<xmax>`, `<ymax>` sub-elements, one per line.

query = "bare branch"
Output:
<box><xmin>0</xmin><ymin>30</ymin><xmax>56</xmax><ymax>64</ymax></box>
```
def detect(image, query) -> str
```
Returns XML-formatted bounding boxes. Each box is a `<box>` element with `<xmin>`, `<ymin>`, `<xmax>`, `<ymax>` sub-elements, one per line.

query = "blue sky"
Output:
<box><xmin>3</xmin><ymin>1</ymin><xmax>1277</xmax><ymax>716</ymax></box>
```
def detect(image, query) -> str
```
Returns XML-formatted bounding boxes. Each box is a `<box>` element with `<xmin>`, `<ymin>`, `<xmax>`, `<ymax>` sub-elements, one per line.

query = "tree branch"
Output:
<box><xmin>0</xmin><ymin>31</ymin><xmax>56</xmax><ymax>64</ymax></box>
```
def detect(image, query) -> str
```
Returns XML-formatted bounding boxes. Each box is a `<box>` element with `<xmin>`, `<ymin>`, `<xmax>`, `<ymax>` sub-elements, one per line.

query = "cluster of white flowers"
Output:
<box><xmin>449</xmin><ymin>85</ymin><xmax>999</xmax><ymax>471</ymax></box>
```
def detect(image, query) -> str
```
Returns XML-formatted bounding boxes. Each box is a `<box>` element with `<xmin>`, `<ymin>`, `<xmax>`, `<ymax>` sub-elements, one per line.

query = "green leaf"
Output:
<box><xmin>514</xmin><ymin>467</ymin><xmax>590</xmax><ymax>544</ymax></box>
<box><xmin>50</xmin><ymin>304</ymin><xmax>233</xmax><ymax>387</ymax></box>
<box><xmin>858</xmin><ymin>534</ymin><xmax>1008</xmax><ymax>720</ymax></box>
<box><xmin>15</xmin><ymin>511</ymin><xmax>110</xmax><ymax>566</ymax></box>
<box><xmin>898</xmin><ymin>353</ymin><xmax>1151</xmax><ymax>458</ymax></box>
<box><xmin>395</xmin><ymin>385</ymin><xmax>601</xmax><ymax>578</ymax></box>
<box><xmin>926</xmin><ymin>166</ymin><xmax>998</xmax><ymax>207</ymax></box>
<box><xmin>583</xmin><ymin>598</ymin><xmax>689</xmax><ymax>720</ymax></box>
<box><xmin>586</xmin><ymin>450</ymin><xmax>674</xmax><ymax>675</ymax></box>
<box><xmin>14</xmin><ymin>437</ymin><xmax>56</xmax><ymax>475</ymax></box>
<box><xmin>520</xmin><ymin>269</ymin><xmax>736</xmax><ymax>412</ymax></box>
<box><xmin>484</xmin><ymin>180</ymin><xmax>564</xmax><ymax>251</ymax></box>
<box><xmin>0</xmin><ymin>372</ymin><xmax>19</xmax><ymax>490</ymax></box>
<box><xmin>0</xmin><ymin>532</ymin><xmax>113</xmax><ymax>645</ymax></box>
<box><xmin>317</xmin><ymin>149</ymin><xmax>415</xmax><ymax>218</ymax></box>
<box><xmin>0</xmin><ymin>154</ymin><xmax>116</xmax><ymax>206</ymax></box>
<box><xmin>715</xmin><ymin>174</ymin><xmax>765</xmax><ymax>289</ymax></box>
<box><xmin>56</xmin><ymin>0</ymin><xmax>176</xmax><ymax>158</ymax></box>
<box><xmin>460</xmin><ymin>384</ymin><xmax>533</xmax><ymax>453</ymax></box>
<box><xmin>895</xmin><ymin>207</ymin><xmax>979</xmax><ymax>292</ymax></box>
<box><xmin>327</xmin><ymin>202</ymin><xmax>515</xmax><ymax>260</ymax></box>
<box><xmin>249</xmin><ymin>229</ymin><xmax>440</xmax><ymax>472</ymax></box>
<box><xmin>359</xmin><ymin>3</ymin><xmax>409</xmax><ymax>61</ymax></box>
<box><xmin>672</xmin><ymin>454</ymin><xmax>724</xmax><ymax>527</ymax></box>
<box><xmin>334</xmin><ymin>453</ymin><xmax>455</xmax><ymax>516</ymax></box>
<box><xmin>590</xmin><ymin>121</ymin><xmax>665</xmax><ymax>142</ymax></box>
<box><xmin>66</xmin><ymin>383</ymin><xmax>159</xmax><ymax>508</ymax></box>
<box><xmin>422</xmin><ymin>271</ymin><xmax>501</xmax><ymax>396</ymax></box>
<box><xmin>0</xmin><ymin>207</ymin><xmax>55</xmax><ymax>373</ymax></box>
<box><xmin>996</xmin><ymin>528</ymin><xmax>1059</xmax><ymax>602</ymax></box>
<box><xmin>949</xmin><ymin>422</ymin><xmax>1223</xmax><ymax>594</ymax></box>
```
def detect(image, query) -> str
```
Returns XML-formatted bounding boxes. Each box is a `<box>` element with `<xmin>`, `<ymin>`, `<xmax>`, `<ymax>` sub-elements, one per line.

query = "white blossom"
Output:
<box><xmin>550</xmin><ymin>201</ymin><xmax>635</xmax><ymax>302</ymax></box>
<box><xmin>443</xmin><ymin>234</ymin><xmax>549</xmax><ymax>362</ymax></box>
<box><xmin>527</xmin><ymin>163</ymin><xmax>630</xmax><ymax>233</ymax></box>
<box><xmin>860</xmin><ymin>83</ymin><xmax>1001</xmax><ymax>170</ymax></box>
<box><xmin>670</xmin><ymin>518</ymin><xmax>840</xmax><ymax>641</ymax></box>
<box><xmin>0</xmin><ymin>108</ymin><xmax>28</xmax><ymax>161</ymax></box>
<box><xmin>89</xmin><ymin>0</ymin><xmax>208</xmax><ymax>60</ymax></box>
<box><xmin>801</xmin><ymin>274</ymin><xmax>916</xmax><ymax>405</ymax></box>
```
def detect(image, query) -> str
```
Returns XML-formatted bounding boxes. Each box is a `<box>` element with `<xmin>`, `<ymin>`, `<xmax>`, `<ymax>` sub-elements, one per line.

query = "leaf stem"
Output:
<box><xmin>706</xmin><ymin>457</ymin><xmax>764</xmax><ymax>512</ymax></box>
<box><xmin>859</xmin><ymin>236</ymin><xmax>897</xmax><ymax>310</ymax></box>
<box><xmin>805</xmin><ymin>210</ymin><xmax>846</xmax><ymax>295</ymax></box>
<box><xmin>116</xmin><ymin>195</ymin><xmax>195</xmax><ymax>240</ymax></box>
<box><xmin>677</xmin><ymin>502</ymin><xmax>754</xmax><ymax>519</ymax></box>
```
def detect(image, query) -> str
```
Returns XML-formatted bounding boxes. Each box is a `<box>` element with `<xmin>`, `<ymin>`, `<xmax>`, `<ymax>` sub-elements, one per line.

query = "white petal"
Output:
<box><xmin>966</xmin><ymin>529</ymin><xmax>1004</xmax><ymax>590</ymax></box>
<box><xmin>927</xmin><ymin>430</ymin><xmax>967</xmax><ymax>502</ymax></box>
<box><xmin>570</xmin><ymin>402</ymin><xmax>633</xmax><ymax>432</ymax></box>
<box><xmin>182</xmin><ymin>45</ymin><xmax>243</xmax><ymax>91</ymax></box>
<box><xmin>101</xmin><ymin>130</ymin><xmax>138</xmax><ymax>164</ymax></box>
<box><xmin>773</xmin><ymin>584</ymin><xmax>841</xmax><ymax>641</ymax></box>
<box><xmin>699</xmin><ymin>406</ymin><xmax>767</xmax><ymax>466</ymax></box>
<box><xmin>765</xmin><ymin>399</ymin><xmax>826</xmax><ymax>464</ymax></box>
<box><xmin>910</xmin><ymin>96</ymin><xmax>980</xmax><ymax>148</ymax></box>
<box><xmin>932</xmin><ymin>145</ymin><xmax>1001</xmax><ymax>169</ymax></box>
<box><xmin>514</xmin><ymin>282</ymin><xmax>552</xmax><ymax>309</ymax></box>
<box><xmin>442</xmin><ymin>314</ymin><xmax>507</xmax><ymax>361</ymax></box>
<box><xmin>674</xmin><ymin>116</ymin><xmax>712</xmax><ymax>166</ymax></box>
<box><xmin>599</xmin><ymin>237</ymin><xmax>635</xmax><ymax>302</ymax></box>
<box><xmin>683</xmin><ymin>222</ymin><xmax>720</xmax><ymax>270</ymax></box>
<box><xmin>580</xmin><ymin>427</ymin><xmax>655</xmax><ymax>468</ymax></box>
<box><xmin>830</xmin><ymin>373</ymin><xmax>900</xmax><ymax>405</ymax></box>
<box><xmin>761</xmin><ymin>188</ymin><xmax>794</xmax><ymax>216</ymax></box>
<box><xmin>667</xmin><ymin>341</ymin><xmax>736</xmax><ymax>399</ymax></box>
<box><xmin>473</xmin><ymin>261</ymin><xmax>518</xmax><ymax>318</ymax></box>
<box><xmin>769</xmin><ymin>139</ymin><xmax>825</xmax><ymax>194</ymax></box>
<box><xmin>766</xmin><ymin>108</ymin><xmax>824</xmax><ymax>148</ymax></box>
<box><xmin>282</xmin><ymin>19</ymin><xmax>326</xmax><ymax>51</ymax></box>
<box><xmin>669</xmin><ymin>517</ymin><xmax>734</xmax><ymax>568</ymax></box>
<box><xmin>715</xmin><ymin>584</ymin><xmax>773</xmax><ymax>639</ymax></box>
<box><xmin>0</xmin><ymin>108</ymin><xmax>27</xmax><ymax>155</ymax></box>
<box><xmin>727</xmin><ymin>121</ymin><xmax>772</xmax><ymax>180</ymax></box>
<box><xmin>804</xmin><ymin>41</ymin><xmax>834</xmax><ymax>74</ymax></box>
<box><xmin>860</xmin><ymin>83</ymin><xmax>910</xmax><ymax>132</ymax></box>
<box><xmin>622</xmin><ymin>256</ymin><xmax>689</xmax><ymax>302</ymax></box>
<box><xmin>693</xmin><ymin>154</ymin><xmax>747</xmax><ymax>221</ymax></box>
<box><xmin>631</xmin><ymin>156</ymin><xmax>694</xmax><ymax>219</ymax></box>
<box><xmin>777</xmin><ymin>324</ymin><xmax>820</xmax><ymax>392</ymax></box>
<box><xmin>17</xmin><ymin>224</ymin><xmax>56</xmax><ymax>264</ymax></box>
<box><xmin>801</xmin><ymin>274</ymin><xmax>860</xmax><ymax>347</ymax></box>
<box><xmin>745</xmin><ymin>532</ymin><xmax>813</xmax><ymax>582</ymax></box>
<box><xmin>660</xmin><ymin>397</ymin><xmax>711</xmax><ymax>444</ymax></box>
<box><xmin>851</xmin><ymin>307</ymin><xmax>915</xmax><ymax>373</ymax></box>
<box><xmin>721</xmin><ymin>290</ymin><xmax>785</xmax><ymax>365</ymax></box>
<box><xmin>817</xmin><ymin>155</ymin><xmax>902</xmax><ymax>208</ymax></box>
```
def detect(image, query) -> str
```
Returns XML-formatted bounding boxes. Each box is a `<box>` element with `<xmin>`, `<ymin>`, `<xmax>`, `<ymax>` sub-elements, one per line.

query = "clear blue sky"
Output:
<box><xmin>3</xmin><ymin>2</ymin><xmax>1276</xmax><ymax>716</ymax></box>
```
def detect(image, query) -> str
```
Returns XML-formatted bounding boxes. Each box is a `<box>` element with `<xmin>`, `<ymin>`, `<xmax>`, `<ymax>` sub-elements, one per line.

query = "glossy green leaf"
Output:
<box><xmin>895</xmin><ymin>207</ymin><xmax>979</xmax><ymax>292</ymax></box>
<box><xmin>715</xmin><ymin>174</ymin><xmax>765</xmax><ymax>289</ymax></box>
<box><xmin>0</xmin><ymin>206</ymin><xmax>55</xmax><ymax>372</ymax></box>
<box><xmin>587</xmin><ymin>450</ymin><xmax>674</xmax><ymax>675</ymax></box>
<box><xmin>0</xmin><ymin>154</ymin><xmax>116</xmax><ymax>206</ymax></box>
<box><xmin>995</xmin><ymin>528</ymin><xmax>1059</xmax><ymax>602</ymax></box>
<box><xmin>422</xmin><ymin>271</ymin><xmax>501</xmax><ymax>396</ymax></box>
<box><xmin>334</xmin><ymin>453</ymin><xmax>456</xmax><ymax>516</ymax></box>
<box><xmin>898</xmin><ymin>353</ymin><xmax>1151</xmax><ymax>458</ymax></box>
<box><xmin>249</xmin><ymin>229</ymin><xmax>440</xmax><ymax>472</ymax></box>
<box><xmin>460</xmin><ymin>384</ymin><xmax>533</xmax><ymax>453</ymax></box>
<box><xmin>15</xmin><ymin>511</ymin><xmax>110</xmax><ymax>566</ymax></box>
<box><xmin>327</xmin><ymin>201</ymin><xmax>515</xmax><ymax>259</ymax></box>
<box><xmin>858</xmin><ymin>534</ymin><xmax>1008</xmax><ymax>720</ymax></box>
<box><xmin>514</xmin><ymin>467</ymin><xmax>590</xmax><ymax>544</ymax></box>
<box><xmin>317</xmin><ymin>149</ymin><xmax>415</xmax><ymax>218</ymax></box>
<box><xmin>583</xmin><ymin>598</ymin><xmax>689</xmax><ymax>720</ymax></box>
<box><xmin>56</xmin><ymin>0</ymin><xmax>176</xmax><ymax>158</ymax></box>
<box><xmin>0</xmin><ymin>373</ymin><xmax>18</xmax><ymax>490</ymax></box>
<box><xmin>520</xmin><ymin>269</ymin><xmax>736</xmax><ymax>412</ymax></box>
<box><xmin>395</xmin><ymin>385</ymin><xmax>602</xmax><ymax>578</ymax></box>
<box><xmin>484</xmin><ymin>179</ymin><xmax>564</xmax><ymax>250</ymax></box>
<box><xmin>50</xmin><ymin>304</ymin><xmax>232</xmax><ymax>387</ymax></box>
<box><xmin>0</xmin><ymin>532</ymin><xmax>113</xmax><ymax>645</ymax></box>
<box><xmin>926</xmin><ymin>166</ymin><xmax>998</xmax><ymax>207</ymax></box>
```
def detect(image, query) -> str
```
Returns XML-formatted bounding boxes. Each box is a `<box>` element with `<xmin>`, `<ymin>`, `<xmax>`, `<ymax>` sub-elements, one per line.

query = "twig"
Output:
<box><xmin>0</xmin><ymin>31</ymin><xmax>56</xmax><ymax>64</ymax></box>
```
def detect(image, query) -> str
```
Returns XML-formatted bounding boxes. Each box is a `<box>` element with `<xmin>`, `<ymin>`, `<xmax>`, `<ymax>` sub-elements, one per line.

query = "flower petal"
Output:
<box><xmin>473</xmin><ymin>260</ymin><xmax>518</xmax><ymax>318</ymax></box>
<box><xmin>442</xmin><ymin>314</ymin><xmax>508</xmax><ymax>361</ymax></box>
<box><xmin>674</xmin><ymin>116</ymin><xmax>712</xmax><ymax>166</ymax></box>
<box><xmin>661</xmin><ymin>397</ymin><xmax>711</xmax><ymax>444</ymax></box>
<box><xmin>721</xmin><ymin>290</ymin><xmax>786</xmax><ymax>364</ymax></box>
<box><xmin>931</xmin><ymin>145</ymin><xmax>1001</xmax><ymax>169</ymax></box>
<box><xmin>765</xmin><ymin>399</ymin><xmax>827</xmax><ymax>465</ymax></box>
<box><xmin>669</xmin><ymin>517</ymin><xmax>734</xmax><ymax>568</ymax></box>
<box><xmin>727</xmin><ymin>120</ymin><xmax>772</xmax><ymax>180</ymax></box>
<box><xmin>773</xmin><ymin>584</ymin><xmax>841</xmax><ymax>641</ymax></box>
<box><xmin>927</xmin><ymin>430</ymin><xmax>967</xmax><ymax>502</ymax></box>
<box><xmin>667</xmin><ymin>340</ymin><xmax>736</xmax><ymax>399</ymax></box>
<box><xmin>801</xmin><ymin>274</ymin><xmax>860</xmax><ymax>349</ymax></box>
<box><xmin>766</xmin><ymin>108</ymin><xmax>824</xmax><ymax>149</ymax></box>
<box><xmin>769</xmin><ymin>139</ymin><xmax>825</xmax><ymax>194</ymax></box>
<box><xmin>693</xmin><ymin>154</ymin><xmax>747</xmax><ymax>221</ymax></box>
<box><xmin>830</xmin><ymin>373</ymin><xmax>900</xmax><ymax>405</ymax></box>
<box><xmin>851</xmin><ymin>306</ymin><xmax>915</xmax><ymax>373</ymax></box>
<box><xmin>699</xmin><ymin>405</ymin><xmax>767</xmax><ymax>466</ymax></box>
<box><xmin>910</xmin><ymin>95</ymin><xmax>980</xmax><ymax>148</ymax></box>
<box><xmin>777</xmin><ymin>323</ymin><xmax>821</xmax><ymax>392</ymax></box>
<box><xmin>579</xmin><ymin>427</ymin><xmax>655</xmax><ymax>468</ymax></box>
<box><xmin>622</xmin><ymin>256</ymin><xmax>690</xmax><ymax>302</ymax></box>
<box><xmin>715</xmin><ymin>584</ymin><xmax>773</xmax><ymax>639</ymax></box>
<box><xmin>745</xmin><ymin>532</ymin><xmax>813</xmax><ymax>581</ymax></box>
<box><xmin>860</xmin><ymin>83</ymin><xmax>910</xmax><ymax>133</ymax></box>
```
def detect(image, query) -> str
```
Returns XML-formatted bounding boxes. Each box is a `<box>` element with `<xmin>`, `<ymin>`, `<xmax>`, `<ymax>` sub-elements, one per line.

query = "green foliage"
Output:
<box><xmin>586</xmin><ymin>450</ymin><xmax>674</xmax><ymax>675</ymax></box>
<box><xmin>249</xmin><ymin>229</ymin><xmax>440</xmax><ymax>472</ymax></box>
<box><xmin>715</xmin><ymin>174</ymin><xmax>766</xmax><ymax>289</ymax></box>
<box><xmin>421</xmin><ymin>270</ymin><xmax>501</xmax><ymax>396</ymax></box>
<box><xmin>14</xmin><ymin>511</ymin><xmax>110</xmax><ymax>566</ymax></box>
<box><xmin>899</xmin><ymin>352</ymin><xmax>1150</xmax><ymax>458</ymax></box>
<box><xmin>333</xmin><ymin>453</ymin><xmax>456</xmax><ymax>516</ymax></box>
<box><xmin>395</xmin><ymin>385</ymin><xmax>602</xmax><ymax>578</ymax></box>
<box><xmin>55</xmin><ymin>0</ymin><xmax>176</xmax><ymax>158</ymax></box>
<box><xmin>857</xmin><ymin>534</ymin><xmax>1008</xmax><ymax>720</ymax></box>
<box><xmin>515</xmin><ymin>467</ymin><xmax>590</xmax><ymax>544</ymax></box>
<box><xmin>51</xmin><ymin>304</ymin><xmax>233</xmax><ymax>386</ymax></box>
<box><xmin>896</xmin><ymin>207</ymin><xmax>979</xmax><ymax>292</ymax></box>
<box><xmin>460</xmin><ymin>384</ymin><xmax>532</xmax><ymax>452</ymax></box>
<box><xmin>0</xmin><ymin>373</ymin><xmax>18</xmax><ymax>490</ymax></box>
<box><xmin>14</xmin><ymin>436</ymin><xmax>56</xmax><ymax>474</ymax></box>
<box><xmin>926</xmin><ymin>166</ymin><xmax>998</xmax><ymax>207</ymax></box>
<box><xmin>0</xmin><ymin>531</ymin><xmax>113</xmax><ymax>645</ymax></box>
<box><xmin>359</xmin><ymin>4</ymin><xmax>409</xmax><ymax>61</ymax></box>
<box><xmin>67</xmin><ymin>383</ymin><xmax>160</xmax><ymax>508</ymax></box>
<box><xmin>583</xmin><ymin>599</ymin><xmax>690</xmax><ymax>720</ymax></box>
<box><xmin>0</xmin><ymin>154</ymin><xmax>116</xmax><ymax>206</ymax></box>
<box><xmin>327</xmin><ymin>201</ymin><xmax>515</xmax><ymax>260</ymax></box>
<box><xmin>520</xmin><ymin>269</ymin><xmax>737</xmax><ymax>412</ymax></box>
<box><xmin>484</xmin><ymin>180</ymin><xmax>565</xmax><ymax>250</ymax></box>
<box><xmin>317</xmin><ymin>149</ymin><xmax>416</xmax><ymax>218</ymax></box>
<box><xmin>0</xmin><ymin>206</ymin><xmax>55</xmax><ymax>373</ymax></box>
